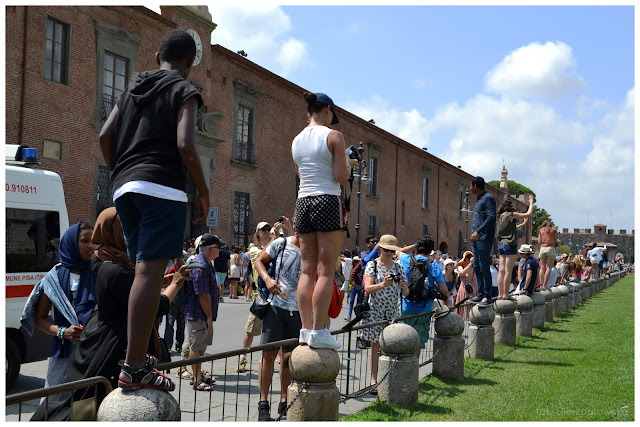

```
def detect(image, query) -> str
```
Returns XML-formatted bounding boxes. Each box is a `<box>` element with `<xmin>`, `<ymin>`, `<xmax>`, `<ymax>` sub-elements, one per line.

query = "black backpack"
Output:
<box><xmin>406</xmin><ymin>256</ymin><xmax>432</xmax><ymax>305</ymax></box>
<box><xmin>173</xmin><ymin>262</ymin><xmax>209</xmax><ymax>308</ymax></box>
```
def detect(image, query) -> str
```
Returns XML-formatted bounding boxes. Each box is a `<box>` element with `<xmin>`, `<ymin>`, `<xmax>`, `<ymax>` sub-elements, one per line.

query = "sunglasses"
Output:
<box><xmin>370</xmin><ymin>240</ymin><xmax>379</xmax><ymax>244</ymax></box>
<box><xmin>382</xmin><ymin>247</ymin><xmax>395</xmax><ymax>253</ymax></box>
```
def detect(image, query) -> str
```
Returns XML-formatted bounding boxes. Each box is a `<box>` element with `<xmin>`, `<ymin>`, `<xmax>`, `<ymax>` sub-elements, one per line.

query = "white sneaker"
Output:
<box><xmin>308</xmin><ymin>329</ymin><xmax>341</xmax><ymax>350</ymax></box>
<box><xmin>298</xmin><ymin>329</ymin><xmax>310</xmax><ymax>344</ymax></box>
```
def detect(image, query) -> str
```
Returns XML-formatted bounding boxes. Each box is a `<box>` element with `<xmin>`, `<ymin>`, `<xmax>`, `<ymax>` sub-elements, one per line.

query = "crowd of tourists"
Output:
<box><xmin>16</xmin><ymin>28</ymin><xmax>632</xmax><ymax>422</ymax></box>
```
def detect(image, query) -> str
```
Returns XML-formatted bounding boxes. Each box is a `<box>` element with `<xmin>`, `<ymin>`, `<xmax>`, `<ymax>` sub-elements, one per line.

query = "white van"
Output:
<box><xmin>5</xmin><ymin>145</ymin><xmax>69</xmax><ymax>391</ymax></box>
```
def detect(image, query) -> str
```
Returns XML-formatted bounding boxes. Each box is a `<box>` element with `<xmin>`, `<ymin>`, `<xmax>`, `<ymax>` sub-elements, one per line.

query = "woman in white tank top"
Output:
<box><xmin>291</xmin><ymin>92</ymin><xmax>358</xmax><ymax>350</ymax></box>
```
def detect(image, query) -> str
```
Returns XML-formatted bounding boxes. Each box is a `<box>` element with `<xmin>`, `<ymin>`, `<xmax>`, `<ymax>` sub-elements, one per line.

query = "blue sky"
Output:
<box><xmin>152</xmin><ymin>3</ymin><xmax>635</xmax><ymax>234</ymax></box>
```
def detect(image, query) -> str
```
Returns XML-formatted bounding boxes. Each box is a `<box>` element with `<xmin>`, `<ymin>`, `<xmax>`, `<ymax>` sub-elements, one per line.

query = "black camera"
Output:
<box><xmin>276</xmin><ymin>216</ymin><xmax>284</xmax><ymax>224</ymax></box>
<box><xmin>389</xmin><ymin>273</ymin><xmax>402</xmax><ymax>282</ymax></box>
<box><xmin>465</xmin><ymin>284</ymin><xmax>473</xmax><ymax>294</ymax></box>
<box><xmin>346</xmin><ymin>145</ymin><xmax>362</xmax><ymax>163</ymax></box>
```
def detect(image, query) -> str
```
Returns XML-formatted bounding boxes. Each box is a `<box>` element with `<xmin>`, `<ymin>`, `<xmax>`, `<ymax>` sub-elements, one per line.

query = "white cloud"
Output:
<box><xmin>208</xmin><ymin>5</ymin><xmax>309</xmax><ymax>77</ymax></box>
<box><xmin>485</xmin><ymin>41</ymin><xmax>587</xmax><ymax>101</ymax></box>
<box><xmin>342</xmin><ymin>95</ymin><xmax>433</xmax><ymax>150</ymax></box>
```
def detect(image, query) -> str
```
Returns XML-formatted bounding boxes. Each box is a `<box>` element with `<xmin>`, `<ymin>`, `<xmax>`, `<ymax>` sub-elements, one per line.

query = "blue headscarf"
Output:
<box><xmin>51</xmin><ymin>222</ymin><xmax>96</xmax><ymax>358</ymax></box>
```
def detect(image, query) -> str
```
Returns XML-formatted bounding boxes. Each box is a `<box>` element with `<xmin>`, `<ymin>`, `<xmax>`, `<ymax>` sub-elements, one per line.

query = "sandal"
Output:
<box><xmin>190</xmin><ymin>374</ymin><xmax>215</xmax><ymax>386</ymax></box>
<box><xmin>176</xmin><ymin>367</ymin><xmax>192</xmax><ymax>379</ymax></box>
<box><xmin>193</xmin><ymin>378</ymin><xmax>213</xmax><ymax>392</ymax></box>
<box><xmin>118</xmin><ymin>361</ymin><xmax>175</xmax><ymax>392</ymax></box>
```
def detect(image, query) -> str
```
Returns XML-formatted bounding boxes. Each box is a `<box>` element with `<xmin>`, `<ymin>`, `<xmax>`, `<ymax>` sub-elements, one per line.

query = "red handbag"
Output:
<box><xmin>327</xmin><ymin>279</ymin><xmax>344</xmax><ymax>319</ymax></box>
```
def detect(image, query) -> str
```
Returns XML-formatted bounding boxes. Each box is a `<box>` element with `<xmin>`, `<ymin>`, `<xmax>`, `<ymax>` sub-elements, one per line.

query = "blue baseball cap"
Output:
<box><xmin>315</xmin><ymin>92</ymin><xmax>339</xmax><ymax>125</ymax></box>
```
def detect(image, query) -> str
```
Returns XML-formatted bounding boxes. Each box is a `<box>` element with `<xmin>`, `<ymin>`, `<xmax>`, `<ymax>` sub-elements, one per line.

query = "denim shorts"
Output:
<box><xmin>498</xmin><ymin>242</ymin><xmax>518</xmax><ymax>256</ymax></box>
<box><xmin>114</xmin><ymin>192</ymin><xmax>186</xmax><ymax>263</ymax></box>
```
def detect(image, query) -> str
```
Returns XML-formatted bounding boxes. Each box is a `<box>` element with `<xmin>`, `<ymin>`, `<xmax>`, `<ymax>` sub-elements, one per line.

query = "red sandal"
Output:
<box><xmin>118</xmin><ymin>360</ymin><xmax>175</xmax><ymax>392</ymax></box>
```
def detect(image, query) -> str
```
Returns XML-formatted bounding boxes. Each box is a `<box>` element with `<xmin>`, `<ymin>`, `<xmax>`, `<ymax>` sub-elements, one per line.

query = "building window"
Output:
<box><xmin>233</xmin><ymin>191</ymin><xmax>252</xmax><ymax>248</ymax></box>
<box><xmin>42</xmin><ymin>139</ymin><xmax>62</xmax><ymax>160</ymax></box>
<box><xmin>92</xmin><ymin>19</ymin><xmax>140</xmax><ymax>132</ymax></box>
<box><xmin>458</xmin><ymin>185</ymin><xmax>464</xmax><ymax>219</ymax></box>
<box><xmin>102</xmin><ymin>52</ymin><xmax>128</xmax><ymax>120</ymax></box>
<box><xmin>95</xmin><ymin>164</ymin><xmax>114</xmax><ymax>220</ymax></box>
<box><xmin>234</xmin><ymin>105</ymin><xmax>254</xmax><ymax>163</ymax></box>
<box><xmin>368</xmin><ymin>156</ymin><xmax>378</xmax><ymax>196</ymax></box>
<box><xmin>423</xmin><ymin>223</ymin><xmax>429</xmax><ymax>236</ymax></box>
<box><xmin>44</xmin><ymin>17</ymin><xmax>69</xmax><ymax>84</ymax></box>
<box><xmin>367</xmin><ymin>214</ymin><xmax>378</xmax><ymax>237</ymax></box>
<box><xmin>232</xmin><ymin>80</ymin><xmax>262</xmax><ymax>168</ymax></box>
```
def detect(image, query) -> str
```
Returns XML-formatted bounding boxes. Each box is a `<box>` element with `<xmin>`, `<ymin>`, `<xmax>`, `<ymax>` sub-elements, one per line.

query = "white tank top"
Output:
<box><xmin>291</xmin><ymin>126</ymin><xmax>341</xmax><ymax>198</ymax></box>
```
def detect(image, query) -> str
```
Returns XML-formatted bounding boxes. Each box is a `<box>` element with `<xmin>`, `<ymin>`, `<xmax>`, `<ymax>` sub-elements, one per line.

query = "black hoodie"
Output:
<box><xmin>110</xmin><ymin>69</ymin><xmax>203</xmax><ymax>195</ymax></box>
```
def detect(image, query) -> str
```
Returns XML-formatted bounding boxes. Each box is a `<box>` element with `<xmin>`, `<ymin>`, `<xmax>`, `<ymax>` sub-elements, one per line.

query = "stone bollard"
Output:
<box><xmin>514</xmin><ymin>295</ymin><xmax>534</xmax><ymax>337</ymax></box>
<box><xmin>566</xmin><ymin>283</ymin><xmax>575</xmax><ymax>310</ymax></box>
<box><xmin>287</xmin><ymin>346</ymin><xmax>340</xmax><ymax>421</ymax></box>
<box><xmin>551</xmin><ymin>287</ymin><xmax>563</xmax><ymax>316</ymax></box>
<box><xmin>378</xmin><ymin>323</ymin><xmax>420</xmax><ymax>408</ymax></box>
<box><xmin>573</xmin><ymin>282</ymin><xmax>582</xmax><ymax>305</ymax></box>
<box><xmin>557</xmin><ymin>285</ymin><xmax>570</xmax><ymax>313</ymax></box>
<box><xmin>468</xmin><ymin>304</ymin><xmax>495</xmax><ymax>360</ymax></box>
<box><xmin>97</xmin><ymin>388</ymin><xmax>180</xmax><ymax>421</ymax></box>
<box><xmin>433</xmin><ymin>311</ymin><xmax>465</xmax><ymax>380</ymax></box>
<box><xmin>530</xmin><ymin>291</ymin><xmax>546</xmax><ymax>329</ymax></box>
<box><xmin>493</xmin><ymin>300</ymin><xmax>517</xmax><ymax>347</ymax></box>
<box><xmin>588</xmin><ymin>279</ymin><xmax>597</xmax><ymax>297</ymax></box>
<box><xmin>540</xmin><ymin>289</ymin><xmax>554</xmax><ymax>323</ymax></box>
<box><xmin>605</xmin><ymin>274</ymin><xmax>610</xmax><ymax>288</ymax></box>
<box><xmin>581</xmin><ymin>280</ymin><xmax>589</xmax><ymax>301</ymax></box>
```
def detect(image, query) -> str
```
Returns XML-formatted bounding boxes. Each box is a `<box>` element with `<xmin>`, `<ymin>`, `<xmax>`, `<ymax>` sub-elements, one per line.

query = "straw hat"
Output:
<box><xmin>377</xmin><ymin>234</ymin><xmax>401</xmax><ymax>251</ymax></box>
<box><xmin>518</xmin><ymin>244</ymin><xmax>533</xmax><ymax>254</ymax></box>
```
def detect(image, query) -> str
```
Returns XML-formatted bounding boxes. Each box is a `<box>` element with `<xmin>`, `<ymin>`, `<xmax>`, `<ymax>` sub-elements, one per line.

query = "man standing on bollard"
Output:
<box><xmin>514</xmin><ymin>244</ymin><xmax>539</xmax><ymax>296</ymax></box>
<box><xmin>398</xmin><ymin>235</ymin><xmax>448</xmax><ymax>357</ymax></box>
<box><xmin>468</xmin><ymin>177</ymin><xmax>497</xmax><ymax>305</ymax></box>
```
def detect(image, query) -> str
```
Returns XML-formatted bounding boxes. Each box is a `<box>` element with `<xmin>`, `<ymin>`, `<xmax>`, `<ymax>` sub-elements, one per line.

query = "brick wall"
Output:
<box><xmin>7</xmin><ymin>6</ymin><xmax>532</xmax><ymax>255</ymax></box>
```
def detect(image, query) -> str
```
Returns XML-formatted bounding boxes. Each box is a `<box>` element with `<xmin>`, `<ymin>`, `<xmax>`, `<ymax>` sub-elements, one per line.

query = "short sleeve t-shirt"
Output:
<box><xmin>547</xmin><ymin>267</ymin><xmax>559</xmax><ymax>287</ymax></box>
<box><xmin>265</xmin><ymin>237</ymin><xmax>301</xmax><ymax>311</ymax></box>
<box><xmin>519</xmin><ymin>257</ymin><xmax>539</xmax><ymax>293</ymax></box>
<box><xmin>398</xmin><ymin>253</ymin><xmax>445</xmax><ymax>314</ymax></box>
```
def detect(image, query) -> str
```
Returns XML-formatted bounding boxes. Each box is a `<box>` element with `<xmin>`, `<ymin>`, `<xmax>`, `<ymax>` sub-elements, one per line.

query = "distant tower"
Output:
<box><xmin>500</xmin><ymin>164</ymin><xmax>509</xmax><ymax>202</ymax></box>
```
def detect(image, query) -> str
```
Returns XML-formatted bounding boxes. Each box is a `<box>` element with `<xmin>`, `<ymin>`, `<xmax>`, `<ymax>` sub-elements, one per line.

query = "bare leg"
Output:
<box><xmin>498</xmin><ymin>255</ymin><xmax>507</xmax><ymax>299</ymax></box>
<box><xmin>501</xmin><ymin>255</ymin><xmax>517</xmax><ymax>298</ymax></box>
<box><xmin>542</xmin><ymin>258</ymin><xmax>554</xmax><ymax>288</ymax></box>
<box><xmin>259</xmin><ymin>348</ymin><xmax>276</xmax><ymax>401</ymax></box>
<box><xmin>370</xmin><ymin>341</ymin><xmax>380</xmax><ymax>384</ymax></box>
<box><xmin>279</xmin><ymin>349</ymin><xmax>291</xmax><ymax>402</ymax></box>
<box><xmin>123</xmin><ymin>259</ymin><xmax>168</xmax><ymax>370</ymax></box>
<box><xmin>312</xmin><ymin>230</ymin><xmax>344</xmax><ymax>330</ymax></box>
<box><xmin>297</xmin><ymin>233</ymin><xmax>319</xmax><ymax>330</ymax></box>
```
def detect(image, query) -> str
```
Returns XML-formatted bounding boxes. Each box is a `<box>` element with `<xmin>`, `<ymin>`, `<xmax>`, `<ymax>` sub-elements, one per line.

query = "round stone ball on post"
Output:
<box><xmin>514</xmin><ymin>295</ymin><xmax>534</xmax><ymax>337</ymax></box>
<box><xmin>557</xmin><ymin>285</ymin><xmax>570</xmax><ymax>313</ymax></box>
<box><xmin>433</xmin><ymin>311</ymin><xmax>465</xmax><ymax>380</ymax></box>
<box><xmin>540</xmin><ymin>289</ymin><xmax>554</xmax><ymax>323</ymax></box>
<box><xmin>551</xmin><ymin>286</ymin><xmax>563</xmax><ymax>316</ymax></box>
<box><xmin>378</xmin><ymin>323</ymin><xmax>421</xmax><ymax>408</ymax></box>
<box><xmin>468</xmin><ymin>304</ymin><xmax>495</xmax><ymax>360</ymax></box>
<box><xmin>492</xmin><ymin>299</ymin><xmax>517</xmax><ymax>347</ymax></box>
<box><xmin>97</xmin><ymin>388</ymin><xmax>181</xmax><ymax>421</ymax></box>
<box><xmin>287</xmin><ymin>346</ymin><xmax>341</xmax><ymax>421</ymax></box>
<box><xmin>530</xmin><ymin>291</ymin><xmax>546</xmax><ymax>329</ymax></box>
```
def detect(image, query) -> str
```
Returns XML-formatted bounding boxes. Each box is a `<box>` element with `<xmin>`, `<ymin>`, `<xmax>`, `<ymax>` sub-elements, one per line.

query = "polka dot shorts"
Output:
<box><xmin>295</xmin><ymin>194</ymin><xmax>348</xmax><ymax>234</ymax></box>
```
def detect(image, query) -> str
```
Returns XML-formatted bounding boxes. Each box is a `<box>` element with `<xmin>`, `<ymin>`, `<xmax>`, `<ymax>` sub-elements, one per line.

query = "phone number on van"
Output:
<box><xmin>6</xmin><ymin>183</ymin><xmax>37</xmax><ymax>194</ymax></box>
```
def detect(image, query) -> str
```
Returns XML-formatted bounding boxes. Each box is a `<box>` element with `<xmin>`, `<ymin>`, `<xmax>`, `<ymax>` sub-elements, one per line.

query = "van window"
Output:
<box><xmin>6</xmin><ymin>209</ymin><xmax>60</xmax><ymax>273</ymax></box>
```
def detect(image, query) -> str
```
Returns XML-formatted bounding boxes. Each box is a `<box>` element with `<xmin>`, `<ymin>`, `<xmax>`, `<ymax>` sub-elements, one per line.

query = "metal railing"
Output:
<box><xmin>7</xmin><ymin>306</ymin><xmax>477</xmax><ymax>422</ymax></box>
<box><xmin>6</xmin><ymin>376</ymin><xmax>112</xmax><ymax>421</ymax></box>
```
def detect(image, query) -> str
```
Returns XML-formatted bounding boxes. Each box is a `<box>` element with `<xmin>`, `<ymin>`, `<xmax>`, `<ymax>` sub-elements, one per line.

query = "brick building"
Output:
<box><xmin>5</xmin><ymin>5</ymin><xmax>532</xmax><ymax>256</ymax></box>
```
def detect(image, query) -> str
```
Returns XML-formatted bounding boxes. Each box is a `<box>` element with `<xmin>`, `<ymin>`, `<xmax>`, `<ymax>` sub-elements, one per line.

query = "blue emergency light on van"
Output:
<box><xmin>22</xmin><ymin>147</ymin><xmax>38</xmax><ymax>163</ymax></box>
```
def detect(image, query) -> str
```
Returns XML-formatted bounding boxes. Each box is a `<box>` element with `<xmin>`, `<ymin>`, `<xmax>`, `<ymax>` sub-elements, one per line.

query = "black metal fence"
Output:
<box><xmin>7</xmin><ymin>308</ymin><xmax>476</xmax><ymax>422</ymax></box>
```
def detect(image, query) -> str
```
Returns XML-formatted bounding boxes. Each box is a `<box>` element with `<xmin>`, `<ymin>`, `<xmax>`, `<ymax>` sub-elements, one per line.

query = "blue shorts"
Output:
<box><xmin>498</xmin><ymin>243</ymin><xmax>518</xmax><ymax>256</ymax></box>
<box><xmin>114</xmin><ymin>192</ymin><xmax>186</xmax><ymax>263</ymax></box>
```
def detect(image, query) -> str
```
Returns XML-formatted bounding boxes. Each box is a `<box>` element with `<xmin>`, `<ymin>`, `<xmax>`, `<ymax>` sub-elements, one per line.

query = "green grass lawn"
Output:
<box><xmin>344</xmin><ymin>275</ymin><xmax>635</xmax><ymax>421</ymax></box>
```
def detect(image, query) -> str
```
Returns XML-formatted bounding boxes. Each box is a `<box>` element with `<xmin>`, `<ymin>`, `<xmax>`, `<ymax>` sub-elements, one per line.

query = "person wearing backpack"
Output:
<box><xmin>397</xmin><ymin>235</ymin><xmax>448</xmax><ymax>357</ymax></box>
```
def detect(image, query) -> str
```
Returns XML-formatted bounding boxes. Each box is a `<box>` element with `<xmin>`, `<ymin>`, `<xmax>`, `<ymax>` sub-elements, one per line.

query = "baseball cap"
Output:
<box><xmin>556</xmin><ymin>255</ymin><xmax>563</xmax><ymax>261</ymax></box>
<box><xmin>315</xmin><ymin>92</ymin><xmax>339</xmax><ymax>125</ymax></box>
<box><xmin>199</xmin><ymin>233</ymin><xmax>221</xmax><ymax>248</ymax></box>
<box><xmin>256</xmin><ymin>221</ymin><xmax>271</xmax><ymax>233</ymax></box>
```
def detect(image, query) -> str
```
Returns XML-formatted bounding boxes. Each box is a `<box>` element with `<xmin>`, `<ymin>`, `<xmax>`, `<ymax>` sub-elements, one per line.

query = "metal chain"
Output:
<box><xmin>338</xmin><ymin>355</ymin><xmax>399</xmax><ymax>404</ymax></box>
<box><xmin>275</xmin><ymin>381</ymin><xmax>307</xmax><ymax>422</ymax></box>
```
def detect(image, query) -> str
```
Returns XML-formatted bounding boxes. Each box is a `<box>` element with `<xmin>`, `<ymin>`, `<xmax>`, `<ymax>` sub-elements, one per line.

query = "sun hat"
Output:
<box><xmin>462</xmin><ymin>250</ymin><xmax>473</xmax><ymax>259</ymax></box>
<box><xmin>377</xmin><ymin>234</ymin><xmax>401</xmax><ymax>251</ymax></box>
<box><xmin>256</xmin><ymin>221</ymin><xmax>271</xmax><ymax>233</ymax></box>
<box><xmin>194</xmin><ymin>235</ymin><xmax>202</xmax><ymax>249</ymax></box>
<box><xmin>518</xmin><ymin>244</ymin><xmax>533</xmax><ymax>254</ymax></box>
<box><xmin>443</xmin><ymin>259</ymin><xmax>456</xmax><ymax>268</ymax></box>
<box><xmin>315</xmin><ymin>92</ymin><xmax>339</xmax><ymax>125</ymax></box>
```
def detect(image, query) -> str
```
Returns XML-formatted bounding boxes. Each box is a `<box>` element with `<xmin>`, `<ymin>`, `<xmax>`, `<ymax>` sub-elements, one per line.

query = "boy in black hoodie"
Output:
<box><xmin>99</xmin><ymin>29</ymin><xmax>209</xmax><ymax>391</ymax></box>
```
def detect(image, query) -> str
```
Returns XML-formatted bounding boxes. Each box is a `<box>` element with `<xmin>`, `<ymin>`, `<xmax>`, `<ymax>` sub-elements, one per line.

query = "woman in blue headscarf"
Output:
<box><xmin>20</xmin><ymin>221</ymin><xmax>96</xmax><ymax>389</ymax></box>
